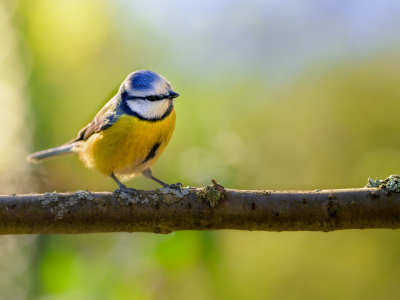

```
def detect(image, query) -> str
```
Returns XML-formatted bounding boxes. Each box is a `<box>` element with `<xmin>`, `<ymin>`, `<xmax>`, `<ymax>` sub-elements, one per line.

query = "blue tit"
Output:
<box><xmin>27</xmin><ymin>70</ymin><xmax>181</xmax><ymax>193</ymax></box>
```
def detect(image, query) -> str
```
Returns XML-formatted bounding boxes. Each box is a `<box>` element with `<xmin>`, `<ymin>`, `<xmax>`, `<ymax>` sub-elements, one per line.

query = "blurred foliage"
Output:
<box><xmin>1</xmin><ymin>0</ymin><xmax>400</xmax><ymax>299</ymax></box>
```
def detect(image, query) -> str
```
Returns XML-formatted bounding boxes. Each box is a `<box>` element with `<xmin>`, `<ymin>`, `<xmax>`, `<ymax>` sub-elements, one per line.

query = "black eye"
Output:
<box><xmin>124</xmin><ymin>92</ymin><xmax>170</xmax><ymax>102</ymax></box>
<box><xmin>145</xmin><ymin>95</ymin><xmax>165</xmax><ymax>101</ymax></box>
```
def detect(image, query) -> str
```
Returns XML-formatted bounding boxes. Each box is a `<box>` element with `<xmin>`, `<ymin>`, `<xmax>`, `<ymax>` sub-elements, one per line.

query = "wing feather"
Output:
<box><xmin>64</xmin><ymin>98</ymin><xmax>120</xmax><ymax>144</ymax></box>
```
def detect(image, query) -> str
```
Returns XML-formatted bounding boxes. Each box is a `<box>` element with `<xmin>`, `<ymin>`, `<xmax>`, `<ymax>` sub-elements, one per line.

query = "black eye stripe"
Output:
<box><xmin>126</xmin><ymin>94</ymin><xmax>170</xmax><ymax>101</ymax></box>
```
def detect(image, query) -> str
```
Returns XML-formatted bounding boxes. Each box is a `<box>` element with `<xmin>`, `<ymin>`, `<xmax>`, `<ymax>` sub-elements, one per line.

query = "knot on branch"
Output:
<box><xmin>201</xmin><ymin>179</ymin><xmax>227</xmax><ymax>208</ymax></box>
<box><xmin>327</xmin><ymin>195</ymin><xmax>341</xmax><ymax>229</ymax></box>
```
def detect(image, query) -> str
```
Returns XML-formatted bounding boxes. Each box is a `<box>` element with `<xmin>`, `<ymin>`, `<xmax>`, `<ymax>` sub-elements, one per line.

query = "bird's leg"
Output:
<box><xmin>142</xmin><ymin>169</ymin><xmax>183</xmax><ymax>190</ymax></box>
<box><xmin>110</xmin><ymin>173</ymin><xmax>138</xmax><ymax>195</ymax></box>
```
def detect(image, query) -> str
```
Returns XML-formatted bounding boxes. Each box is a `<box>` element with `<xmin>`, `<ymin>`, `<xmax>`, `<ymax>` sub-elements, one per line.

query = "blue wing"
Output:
<box><xmin>64</xmin><ymin>96</ymin><xmax>124</xmax><ymax>144</ymax></box>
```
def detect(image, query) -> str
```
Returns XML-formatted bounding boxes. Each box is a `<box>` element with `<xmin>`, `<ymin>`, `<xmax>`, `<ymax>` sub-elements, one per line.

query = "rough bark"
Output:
<box><xmin>0</xmin><ymin>181</ymin><xmax>398</xmax><ymax>234</ymax></box>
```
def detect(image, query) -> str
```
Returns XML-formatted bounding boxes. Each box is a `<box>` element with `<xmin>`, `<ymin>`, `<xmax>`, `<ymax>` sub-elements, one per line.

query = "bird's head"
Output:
<box><xmin>120</xmin><ymin>70</ymin><xmax>179</xmax><ymax>120</ymax></box>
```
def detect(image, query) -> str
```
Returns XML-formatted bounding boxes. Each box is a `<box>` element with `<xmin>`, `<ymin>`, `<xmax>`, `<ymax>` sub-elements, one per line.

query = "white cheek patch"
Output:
<box><xmin>126</xmin><ymin>99</ymin><xmax>171</xmax><ymax>119</ymax></box>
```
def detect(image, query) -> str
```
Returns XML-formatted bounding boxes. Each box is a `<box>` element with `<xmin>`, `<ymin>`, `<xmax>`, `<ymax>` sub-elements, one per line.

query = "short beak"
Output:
<box><xmin>168</xmin><ymin>91</ymin><xmax>179</xmax><ymax>99</ymax></box>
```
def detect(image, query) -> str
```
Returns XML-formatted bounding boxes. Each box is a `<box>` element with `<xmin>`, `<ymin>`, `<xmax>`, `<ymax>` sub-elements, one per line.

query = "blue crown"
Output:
<box><xmin>126</xmin><ymin>70</ymin><xmax>160</xmax><ymax>91</ymax></box>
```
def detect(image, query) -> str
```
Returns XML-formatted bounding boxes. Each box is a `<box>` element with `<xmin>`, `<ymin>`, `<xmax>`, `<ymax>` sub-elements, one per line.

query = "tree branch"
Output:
<box><xmin>0</xmin><ymin>181</ymin><xmax>398</xmax><ymax>234</ymax></box>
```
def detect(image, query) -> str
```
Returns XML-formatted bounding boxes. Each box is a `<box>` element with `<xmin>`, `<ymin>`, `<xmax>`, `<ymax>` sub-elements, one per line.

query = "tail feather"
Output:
<box><xmin>26</xmin><ymin>142</ymin><xmax>82</xmax><ymax>164</ymax></box>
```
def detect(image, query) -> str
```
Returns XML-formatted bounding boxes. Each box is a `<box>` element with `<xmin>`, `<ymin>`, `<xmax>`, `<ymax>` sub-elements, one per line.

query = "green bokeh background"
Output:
<box><xmin>2</xmin><ymin>0</ymin><xmax>400</xmax><ymax>299</ymax></box>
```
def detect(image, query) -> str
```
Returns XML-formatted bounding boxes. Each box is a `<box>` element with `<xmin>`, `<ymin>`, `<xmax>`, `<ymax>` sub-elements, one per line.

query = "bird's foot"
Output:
<box><xmin>164</xmin><ymin>182</ymin><xmax>183</xmax><ymax>191</ymax></box>
<box><xmin>115</xmin><ymin>186</ymin><xmax>139</xmax><ymax>196</ymax></box>
<box><xmin>110</xmin><ymin>173</ymin><xmax>139</xmax><ymax>195</ymax></box>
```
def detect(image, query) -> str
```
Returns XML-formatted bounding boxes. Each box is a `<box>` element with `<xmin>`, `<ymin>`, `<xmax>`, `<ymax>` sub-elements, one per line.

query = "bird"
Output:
<box><xmin>27</xmin><ymin>70</ymin><xmax>182</xmax><ymax>194</ymax></box>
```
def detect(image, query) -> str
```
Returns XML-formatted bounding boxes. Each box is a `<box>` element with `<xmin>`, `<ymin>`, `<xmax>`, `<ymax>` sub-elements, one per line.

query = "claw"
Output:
<box><xmin>115</xmin><ymin>186</ymin><xmax>139</xmax><ymax>195</ymax></box>
<box><xmin>165</xmin><ymin>182</ymin><xmax>183</xmax><ymax>191</ymax></box>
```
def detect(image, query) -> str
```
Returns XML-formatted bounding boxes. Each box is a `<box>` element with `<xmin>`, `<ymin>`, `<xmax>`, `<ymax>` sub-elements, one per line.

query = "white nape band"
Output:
<box><xmin>126</xmin><ymin>99</ymin><xmax>171</xmax><ymax>119</ymax></box>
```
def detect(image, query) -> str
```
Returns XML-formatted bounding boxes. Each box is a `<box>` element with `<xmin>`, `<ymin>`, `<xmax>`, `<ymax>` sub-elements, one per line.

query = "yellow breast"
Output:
<box><xmin>79</xmin><ymin>109</ymin><xmax>176</xmax><ymax>178</ymax></box>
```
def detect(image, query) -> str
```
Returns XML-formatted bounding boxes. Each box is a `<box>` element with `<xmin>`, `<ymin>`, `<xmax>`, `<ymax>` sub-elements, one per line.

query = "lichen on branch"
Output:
<box><xmin>366</xmin><ymin>174</ymin><xmax>400</xmax><ymax>192</ymax></box>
